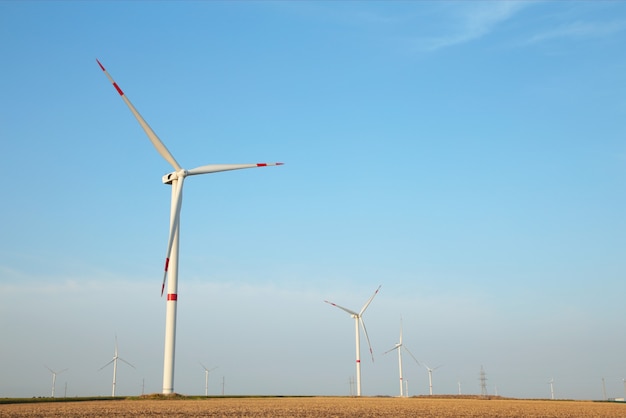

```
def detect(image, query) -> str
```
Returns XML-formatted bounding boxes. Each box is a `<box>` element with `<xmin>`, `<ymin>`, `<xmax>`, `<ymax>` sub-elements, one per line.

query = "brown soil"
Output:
<box><xmin>1</xmin><ymin>397</ymin><xmax>625</xmax><ymax>417</ymax></box>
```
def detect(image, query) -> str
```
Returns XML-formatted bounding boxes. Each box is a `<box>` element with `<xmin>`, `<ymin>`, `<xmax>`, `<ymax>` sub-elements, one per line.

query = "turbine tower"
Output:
<box><xmin>44</xmin><ymin>366</ymin><xmax>67</xmax><ymax>398</ymax></box>
<box><xmin>200</xmin><ymin>363</ymin><xmax>218</xmax><ymax>397</ymax></box>
<box><xmin>99</xmin><ymin>335</ymin><xmax>135</xmax><ymax>396</ymax></box>
<box><xmin>422</xmin><ymin>363</ymin><xmax>442</xmax><ymax>395</ymax></box>
<box><xmin>383</xmin><ymin>318</ymin><xmax>419</xmax><ymax>397</ymax></box>
<box><xmin>97</xmin><ymin>60</ymin><xmax>282</xmax><ymax>394</ymax></box>
<box><xmin>325</xmin><ymin>285</ymin><xmax>381</xmax><ymax>397</ymax></box>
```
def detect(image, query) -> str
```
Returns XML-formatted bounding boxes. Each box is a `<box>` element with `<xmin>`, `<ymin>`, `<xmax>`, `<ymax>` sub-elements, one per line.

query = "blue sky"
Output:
<box><xmin>1</xmin><ymin>1</ymin><xmax>625</xmax><ymax>400</ymax></box>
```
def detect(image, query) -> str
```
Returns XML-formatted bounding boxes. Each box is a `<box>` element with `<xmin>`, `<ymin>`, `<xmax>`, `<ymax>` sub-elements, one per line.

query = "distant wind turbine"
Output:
<box><xmin>422</xmin><ymin>362</ymin><xmax>443</xmax><ymax>395</ymax></box>
<box><xmin>325</xmin><ymin>285</ymin><xmax>381</xmax><ymax>397</ymax></box>
<box><xmin>44</xmin><ymin>366</ymin><xmax>67</xmax><ymax>398</ymax></box>
<box><xmin>200</xmin><ymin>363</ymin><xmax>218</xmax><ymax>397</ymax></box>
<box><xmin>548</xmin><ymin>377</ymin><xmax>555</xmax><ymax>400</ymax></box>
<box><xmin>99</xmin><ymin>335</ymin><xmax>135</xmax><ymax>396</ymax></box>
<box><xmin>97</xmin><ymin>60</ymin><xmax>282</xmax><ymax>394</ymax></box>
<box><xmin>383</xmin><ymin>318</ymin><xmax>419</xmax><ymax>397</ymax></box>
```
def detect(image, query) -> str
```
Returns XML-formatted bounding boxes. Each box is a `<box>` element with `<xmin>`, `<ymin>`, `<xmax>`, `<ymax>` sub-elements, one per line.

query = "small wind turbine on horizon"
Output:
<box><xmin>548</xmin><ymin>377</ymin><xmax>555</xmax><ymax>400</ymax></box>
<box><xmin>99</xmin><ymin>335</ymin><xmax>135</xmax><ymax>396</ymax></box>
<box><xmin>44</xmin><ymin>366</ymin><xmax>67</xmax><ymax>398</ymax></box>
<box><xmin>325</xmin><ymin>285</ymin><xmax>381</xmax><ymax>397</ymax></box>
<box><xmin>97</xmin><ymin>60</ymin><xmax>282</xmax><ymax>395</ymax></box>
<box><xmin>422</xmin><ymin>362</ymin><xmax>443</xmax><ymax>395</ymax></box>
<box><xmin>383</xmin><ymin>318</ymin><xmax>419</xmax><ymax>397</ymax></box>
<box><xmin>200</xmin><ymin>363</ymin><xmax>218</xmax><ymax>397</ymax></box>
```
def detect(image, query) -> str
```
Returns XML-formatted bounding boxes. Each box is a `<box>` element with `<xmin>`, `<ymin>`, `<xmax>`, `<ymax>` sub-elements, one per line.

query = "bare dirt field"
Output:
<box><xmin>2</xmin><ymin>397</ymin><xmax>626</xmax><ymax>418</ymax></box>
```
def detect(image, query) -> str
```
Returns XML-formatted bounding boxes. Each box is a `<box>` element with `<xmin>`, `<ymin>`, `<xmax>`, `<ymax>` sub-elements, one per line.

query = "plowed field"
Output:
<box><xmin>1</xmin><ymin>397</ymin><xmax>625</xmax><ymax>417</ymax></box>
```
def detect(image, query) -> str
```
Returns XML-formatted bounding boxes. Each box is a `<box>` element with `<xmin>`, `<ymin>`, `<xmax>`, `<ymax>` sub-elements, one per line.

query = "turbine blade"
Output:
<box><xmin>403</xmin><ymin>346</ymin><xmax>420</xmax><ymax>365</ymax></box>
<box><xmin>99</xmin><ymin>359</ymin><xmax>114</xmax><ymax>371</ymax></box>
<box><xmin>119</xmin><ymin>358</ymin><xmax>136</xmax><ymax>369</ymax></box>
<box><xmin>359</xmin><ymin>285</ymin><xmax>381</xmax><ymax>315</ymax></box>
<box><xmin>96</xmin><ymin>59</ymin><xmax>181</xmax><ymax>171</ymax></box>
<box><xmin>360</xmin><ymin>317</ymin><xmax>375</xmax><ymax>363</ymax></box>
<box><xmin>161</xmin><ymin>176</ymin><xmax>184</xmax><ymax>296</ymax></box>
<box><xmin>187</xmin><ymin>162</ymin><xmax>284</xmax><ymax>176</ymax></box>
<box><xmin>383</xmin><ymin>345</ymin><xmax>400</xmax><ymax>355</ymax></box>
<box><xmin>324</xmin><ymin>300</ymin><xmax>358</xmax><ymax>316</ymax></box>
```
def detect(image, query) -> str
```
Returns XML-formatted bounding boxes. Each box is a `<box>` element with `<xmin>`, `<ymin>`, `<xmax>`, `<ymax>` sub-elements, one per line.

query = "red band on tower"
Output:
<box><xmin>167</xmin><ymin>294</ymin><xmax>178</xmax><ymax>301</ymax></box>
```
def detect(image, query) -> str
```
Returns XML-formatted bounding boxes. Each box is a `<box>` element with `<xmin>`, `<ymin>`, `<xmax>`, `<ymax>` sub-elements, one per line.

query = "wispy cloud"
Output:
<box><xmin>524</xmin><ymin>19</ymin><xmax>626</xmax><ymax>44</ymax></box>
<box><xmin>414</xmin><ymin>2</ymin><xmax>529</xmax><ymax>52</ymax></box>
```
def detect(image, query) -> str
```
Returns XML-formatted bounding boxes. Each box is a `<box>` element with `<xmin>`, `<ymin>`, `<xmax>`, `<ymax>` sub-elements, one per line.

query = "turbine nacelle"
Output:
<box><xmin>163</xmin><ymin>170</ymin><xmax>187</xmax><ymax>185</ymax></box>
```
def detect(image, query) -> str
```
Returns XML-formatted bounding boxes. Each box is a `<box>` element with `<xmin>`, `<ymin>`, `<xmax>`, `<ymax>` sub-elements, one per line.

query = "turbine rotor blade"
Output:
<box><xmin>324</xmin><ymin>300</ymin><xmax>358</xmax><ymax>316</ymax></box>
<box><xmin>161</xmin><ymin>176</ymin><xmax>184</xmax><ymax>296</ymax></box>
<box><xmin>383</xmin><ymin>345</ymin><xmax>400</xmax><ymax>355</ymax></box>
<box><xmin>119</xmin><ymin>358</ymin><xmax>136</xmax><ymax>369</ymax></box>
<box><xmin>403</xmin><ymin>346</ymin><xmax>420</xmax><ymax>365</ymax></box>
<box><xmin>360</xmin><ymin>285</ymin><xmax>381</xmax><ymax>315</ymax></box>
<box><xmin>187</xmin><ymin>162</ymin><xmax>284</xmax><ymax>176</ymax></box>
<box><xmin>96</xmin><ymin>59</ymin><xmax>181</xmax><ymax>171</ymax></box>
<box><xmin>360</xmin><ymin>317</ymin><xmax>375</xmax><ymax>363</ymax></box>
<box><xmin>99</xmin><ymin>360</ymin><xmax>114</xmax><ymax>371</ymax></box>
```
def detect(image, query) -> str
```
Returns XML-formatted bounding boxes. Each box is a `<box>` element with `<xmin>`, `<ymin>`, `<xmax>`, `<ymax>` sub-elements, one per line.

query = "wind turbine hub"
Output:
<box><xmin>162</xmin><ymin>170</ymin><xmax>188</xmax><ymax>185</ymax></box>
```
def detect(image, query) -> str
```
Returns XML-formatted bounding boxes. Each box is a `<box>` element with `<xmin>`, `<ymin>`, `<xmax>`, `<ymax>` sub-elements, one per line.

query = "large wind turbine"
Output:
<box><xmin>324</xmin><ymin>285</ymin><xmax>381</xmax><ymax>397</ymax></box>
<box><xmin>97</xmin><ymin>60</ymin><xmax>282</xmax><ymax>394</ymax></box>
<box><xmin>422</xmin><ymin>362</ymin><xmax>442</xmax><ymax>395</ymax></box>
<box><xmin>99</xmin><ymin>335</ymin><xmax>135</xmax><ymax>396</ymax></box>
<box><xmin>383</xmin><ymin>318</ymin><xmax>419</xmax><ymax>397</ymax></box>
<box><xmin>44</xmin><ymin>366</ymin><xmax>67</xmax><ymax>398</ymax></box>
<box><xmin>200</xmin><ymin>363</ymin><xmax>218</xmax><ymax>397</ymax></box>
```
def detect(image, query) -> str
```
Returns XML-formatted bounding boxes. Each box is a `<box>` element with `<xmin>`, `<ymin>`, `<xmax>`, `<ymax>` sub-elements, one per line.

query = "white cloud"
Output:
<box><xmin>415</xmin><ymin>2</ymin><xmax>529</xmax><ymax>52</ymax></box>
<box><xmin>524</xmin><ymin>19</ymin><xmax>626</xmax><ymax>44</ymax></box>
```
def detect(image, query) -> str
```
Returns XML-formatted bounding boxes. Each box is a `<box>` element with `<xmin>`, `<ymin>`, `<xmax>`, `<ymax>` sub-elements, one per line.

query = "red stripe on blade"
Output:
<box><xmin>164</xmin><ymin>258</ymin><xmax>170</xmax><ymax>272</ymax></box>
<box><xmin>113</xmin><ymin>82</ymin><xmax>124</xmax><ymax>96</ymax></box>
<box><xmin>257</xmin><ymin>163</ymin><xmax>267</xmax><ymax>167</ymax></box>
<box><xmin>167</xmin><ymin>294</ymin><xmax>178</xmax><ymax>301</ymax></box>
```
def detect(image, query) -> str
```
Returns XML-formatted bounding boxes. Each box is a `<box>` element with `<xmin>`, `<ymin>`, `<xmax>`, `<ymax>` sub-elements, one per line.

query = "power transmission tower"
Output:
<box><xmin>480</xmin><ymin>365</ymin><xmax>488</xmax><ymax>396</ymax></box>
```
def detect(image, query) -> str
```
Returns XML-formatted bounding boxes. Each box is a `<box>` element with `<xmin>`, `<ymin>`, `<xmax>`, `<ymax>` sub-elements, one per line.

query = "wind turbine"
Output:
<box><xmin>44</xmin><ymin>366</ymin><xmax>67</xmax><ymax>398</ymax></box>
<box><xmin>324</xmin><ymin>285</ymin><xmax>381</xmax><ymax>397</ymax></box>
<box><xmin>422</xmin><ymin>362</ymin><xmax>442</xmax><ymax>395</ymax></box>
<box><xmin>383</xmin><ymin>318</ymin><xmax>419</xmax><ymax>397</ymax></box>
<box><xmin>200</xmin><ymin>363</ymin><xmax>218</xmax><ymax>396</ymax></box>
<box><xmin>99</xmin><ymin>335</ymin><xmax>135</xmax><ymax>396</ymax></box>
<box><xmin>548</xmin><ymin>377</ymin><xmax>555</xmax><ymax>400</ymax></box>
<box><xmin>97</xmin><ymin>60</ymin><xmax>282</xmax><ymax>395</ymax></box>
